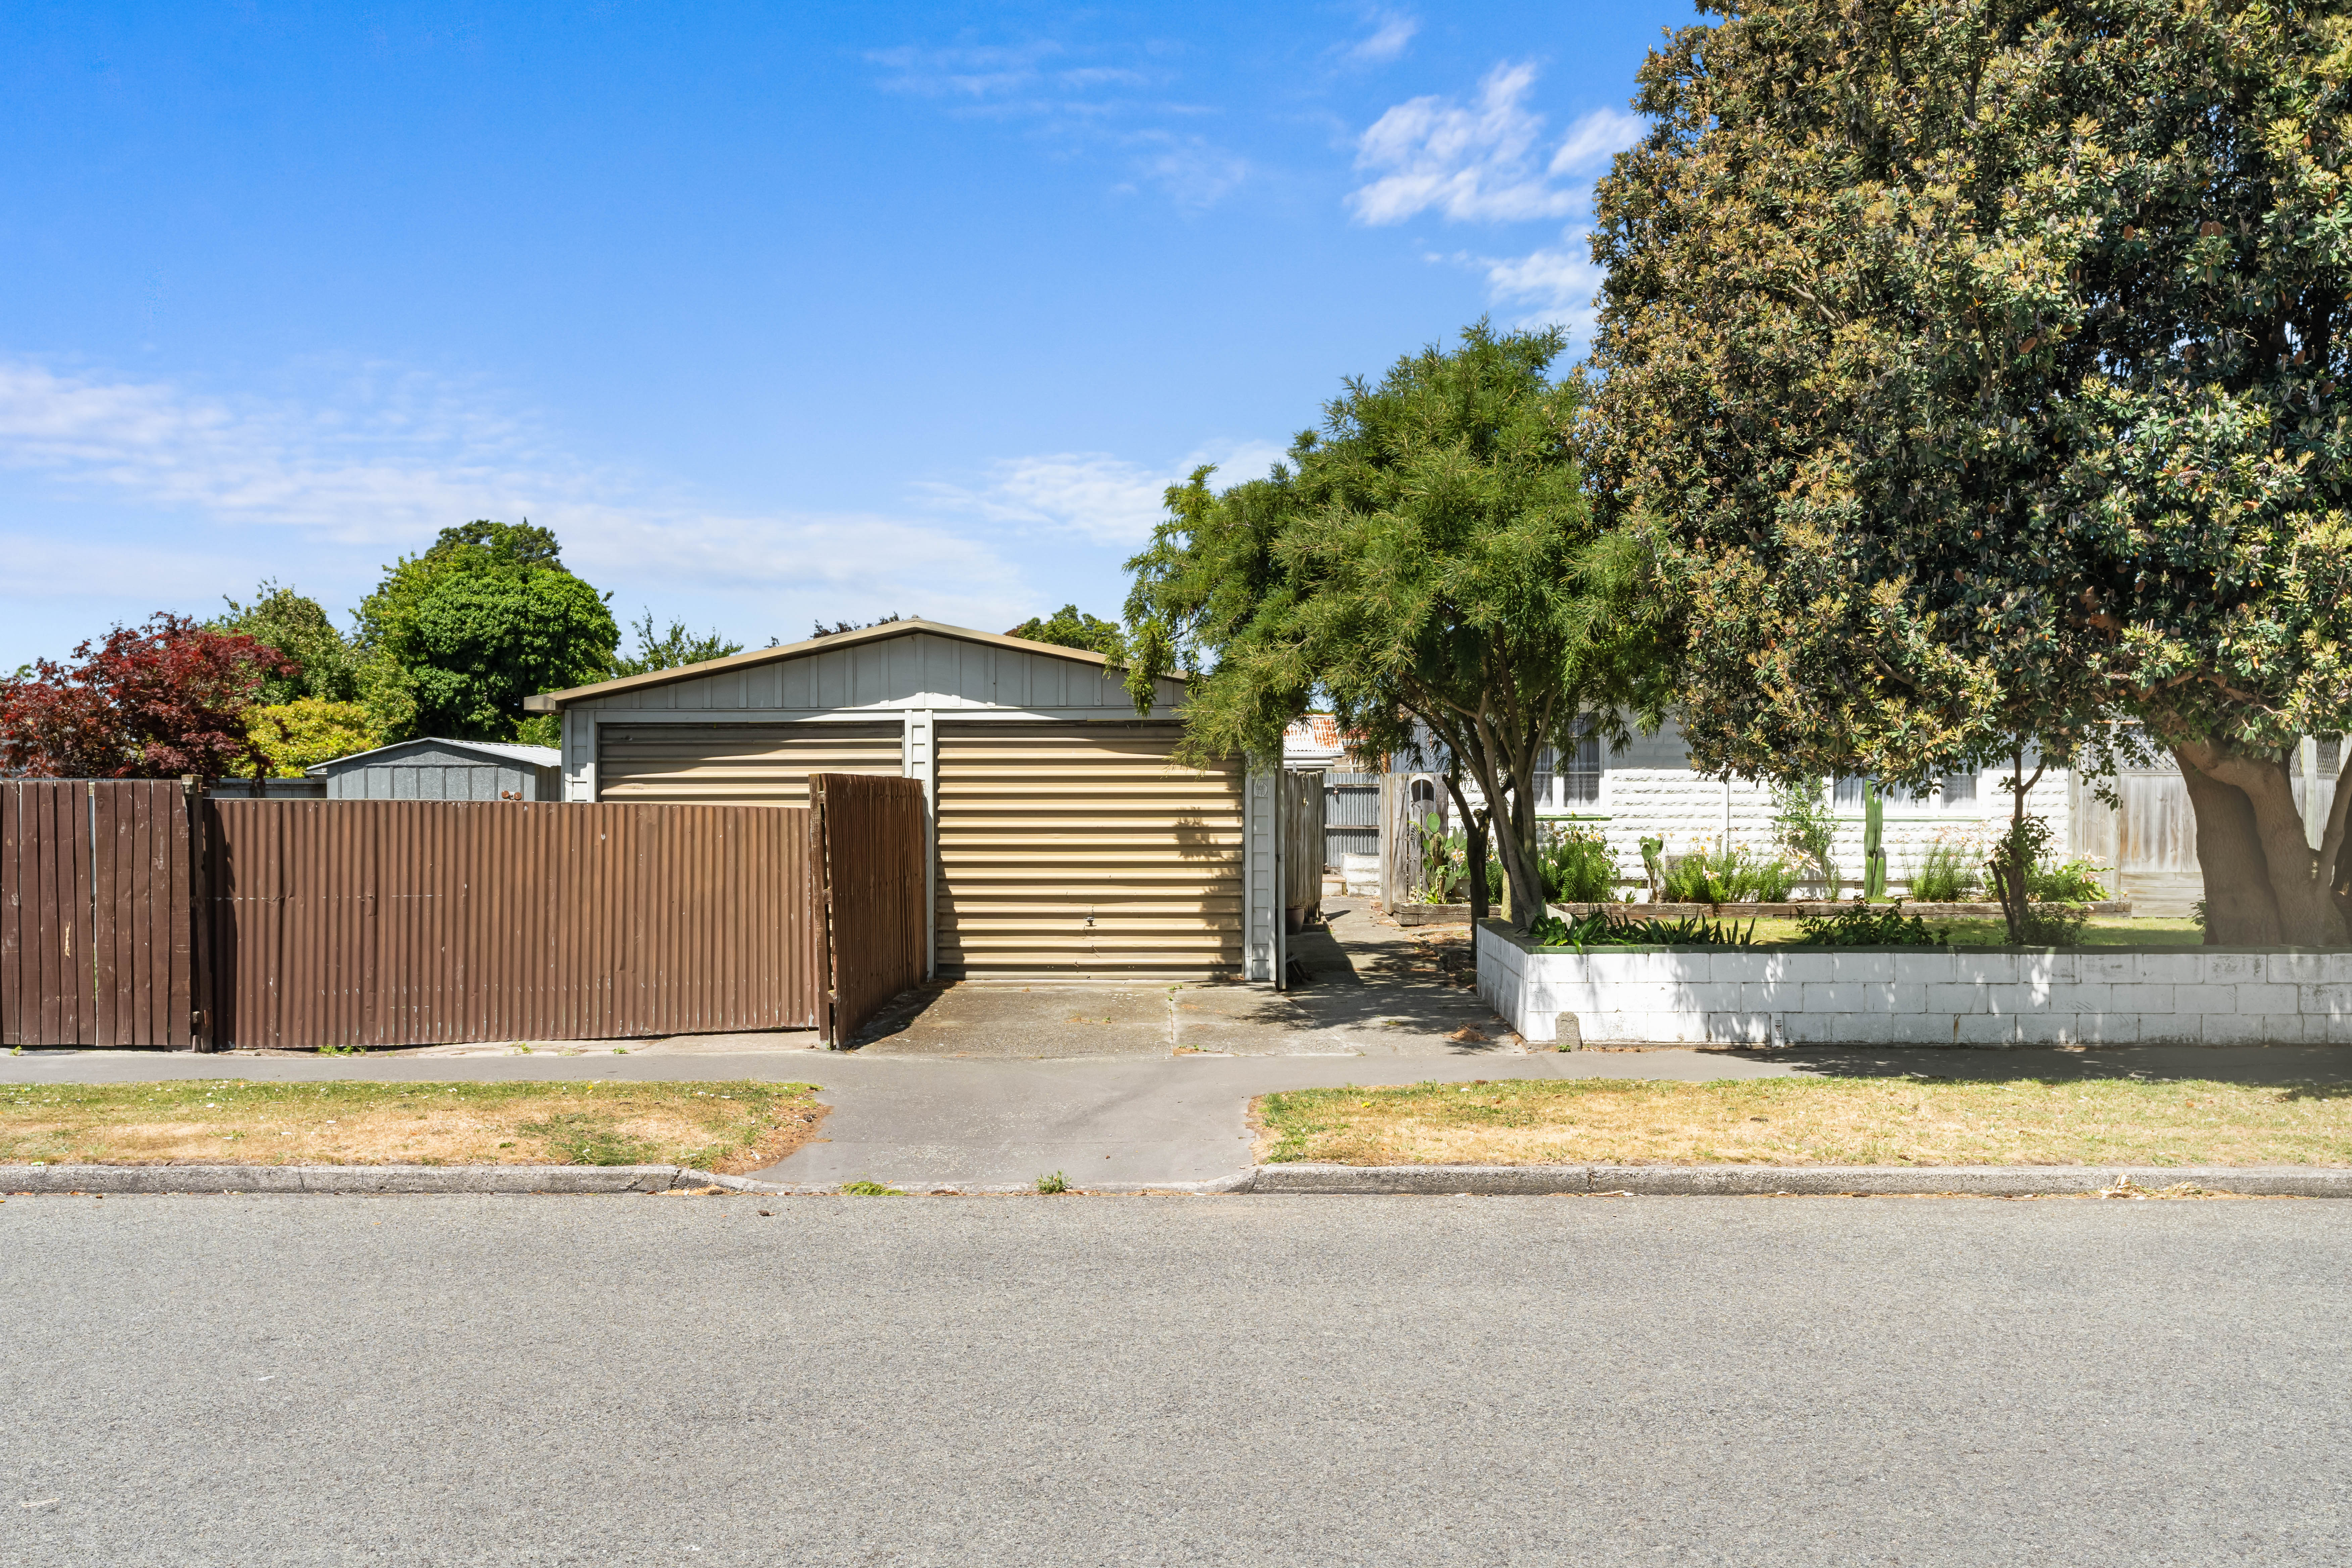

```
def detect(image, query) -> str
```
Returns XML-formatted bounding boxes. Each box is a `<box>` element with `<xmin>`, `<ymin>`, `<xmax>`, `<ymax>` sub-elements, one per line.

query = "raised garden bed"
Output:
<box><xmin>1551</xmin><ymin>900</ymin><xmax>2133</xmax><ymax>919</ymax></box>
<box><xmin>1391</xmin><ymin>898</ymin><xmax>2130</xmax><ymax>926</ymax></box>
<box><xmin>1475</xmin><ymin>919</ymin><xmax>2350</xmax><ymax>1049</ymax></box>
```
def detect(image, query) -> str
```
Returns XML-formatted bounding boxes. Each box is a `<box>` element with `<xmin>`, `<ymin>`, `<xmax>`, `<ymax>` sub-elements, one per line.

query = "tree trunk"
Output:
<box><xmin>1467</xmin><ymin>810</ymin><xmax>1491</xmax><ymax>923</ymax></box>
<box><xmin>2174</xmin><ymin>741</ymin><xmax>2348</xmax><ymax>946</ymax></box>
<box><xmin>2172</xmin><ymin>747</ymin><xmax>2281</xmax><ymax>945</ymax></box>
<box><xmin>1441</xmin><ymin>773</ymin><xmax>1490</xmax><ymax>925</ymax></box>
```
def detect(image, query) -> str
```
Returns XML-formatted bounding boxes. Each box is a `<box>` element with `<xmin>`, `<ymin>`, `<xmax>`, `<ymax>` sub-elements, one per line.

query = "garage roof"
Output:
<box><xmin>523</xmin><ymin>617</ymin><xmax>1139</xmax><ymax>712</ymax></box>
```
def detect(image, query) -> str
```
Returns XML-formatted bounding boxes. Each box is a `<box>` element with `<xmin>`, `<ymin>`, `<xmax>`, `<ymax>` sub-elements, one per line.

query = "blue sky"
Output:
<box><xmin>0</xmin><ymin>1</ymin><xmax>1690</xmax><ymax>670</ymax></box>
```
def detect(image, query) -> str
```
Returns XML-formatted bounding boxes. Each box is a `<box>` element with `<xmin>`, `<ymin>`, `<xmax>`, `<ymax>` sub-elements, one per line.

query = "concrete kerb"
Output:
<box><xmin>6</xmin><ymin>1163</ymin><xmax>2348</xmax><ymax>1197</ymax></box>
<box><xmin>1247</xmin><ymin>1163</ymin><xmax>2352</xmax><ymax>1197</ymax></box>
<box><xmin>0</xmin><ymin>1164</ymin><xmax>1261</xmax><ymax>1198</ymax></box>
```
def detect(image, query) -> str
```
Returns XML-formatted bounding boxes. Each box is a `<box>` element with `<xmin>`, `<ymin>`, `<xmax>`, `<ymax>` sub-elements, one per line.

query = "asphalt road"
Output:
<box><xmin>5</xmin><ymin>1194</ymin><xmax>2347</xmax><ymax>1566</ymax></box>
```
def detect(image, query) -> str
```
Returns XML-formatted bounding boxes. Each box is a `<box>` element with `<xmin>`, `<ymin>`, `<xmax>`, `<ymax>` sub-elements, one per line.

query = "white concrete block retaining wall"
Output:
<box><xmin>1475</xmin><ymin>921</ymin><xmax>2352</xmax><ymax>1048</ymax></box>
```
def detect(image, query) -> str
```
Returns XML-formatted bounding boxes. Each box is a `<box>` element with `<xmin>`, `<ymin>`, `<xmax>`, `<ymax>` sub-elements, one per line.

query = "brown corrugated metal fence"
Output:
<box><xmin>2</xmin><ymin>780</ymin><xmax>205</xmax><ymax>1049</ymax></box>
<box><xmin>206</xmin><ymin>799</ymin><xmax>824</xmax><ymax>1048</ymax></box>
<box><xmin>811</xmin><ymin>773</ymin><xmax>927</xmax><ymax>1045</ymax></box>
<box><xmin>8</xmin><ymin>782</ymin><xmax>933</xmax><ymax>1050</ymax></box>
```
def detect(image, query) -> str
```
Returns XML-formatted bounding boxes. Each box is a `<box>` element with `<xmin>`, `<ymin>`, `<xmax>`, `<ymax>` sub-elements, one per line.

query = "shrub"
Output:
<box><xmin>1540</xmin><ymin>824</ymin><xmax>1620</xmax><ymax>903</ymax></box>
<box><xmin>1794</xmin><ymin>899</ymin><xmax>1945</xmax><ymax>947</ymax></box>
<box><xmin>1527</xmin><ymin>908</ymin><xmax>1757</xmax><ymax>948</ymax></box>
<box><xmin>2029</xmin><ymin>856</ymin><xmax>2109</xmax><ymax>904</ymax></box>
<box><xmin>1661</xmin><ymin>842</ymin><xmax>1796</xmax><ymax>903</ymax></box>
<box><xmin>1768</xmin><ymin>776</ymin><xmax>1839</xmax><ymax>893</ymax></box>
<box><xmin>2011</xmin><ymin>904</ymin><xmax>2090</xmax><ymax>945</ymax></box>
<box><xmin>1908</xmin><ymin>836</ymin><xmax>1981</xmax><ymax>902</ymax></box>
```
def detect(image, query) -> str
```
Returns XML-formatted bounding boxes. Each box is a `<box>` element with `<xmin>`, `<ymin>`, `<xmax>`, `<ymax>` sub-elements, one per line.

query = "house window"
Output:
<box><xmin>1834</xmin><ymin>775</ymin><xmax>1931</xmax><ymax>808</ymax></box>
<box><xmin>1562</xmin><ymin>728</ymin><xmax>1601</xmax><ymax>806</ymax></box>
<box><xmin>2321</xmin><ymin>736</ymin><xmax>2342</xmax><ymax>779</ymax></box>
<box><xmin>1942</xmin><ymin>770</ymin><xmax>1977</xmax><ymax>808</ymax></box>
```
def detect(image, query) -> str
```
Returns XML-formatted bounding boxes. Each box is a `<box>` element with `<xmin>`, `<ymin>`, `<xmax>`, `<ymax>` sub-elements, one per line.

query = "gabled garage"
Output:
<box><xmin>526</xmin><ymin>619</ymin><xmax>1280</xmax><ymax>983</ymax></box>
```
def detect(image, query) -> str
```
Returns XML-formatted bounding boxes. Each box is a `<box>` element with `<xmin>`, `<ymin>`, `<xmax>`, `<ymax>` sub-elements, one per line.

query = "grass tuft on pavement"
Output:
<box><xmin>1255</xmin><ymin>1076</ymin><xmax>2352</xmax><ymax>1168</ymax></box>
<box><xmin>0</xmin><ymin>1080</ymin><xmax>823</xmax><ymax>1173</ymax></box>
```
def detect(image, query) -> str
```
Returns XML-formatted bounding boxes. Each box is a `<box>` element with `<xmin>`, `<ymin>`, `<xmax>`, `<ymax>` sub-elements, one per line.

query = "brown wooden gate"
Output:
<box><xmin>811</xmin><ymin>773</ymin><xmax>926</xmax><ymax>1046</ymax></box>
<box><xmin>1</xmin><ymin>780</ymin><xmax>206</xmax><ymax>1049</ymax></box>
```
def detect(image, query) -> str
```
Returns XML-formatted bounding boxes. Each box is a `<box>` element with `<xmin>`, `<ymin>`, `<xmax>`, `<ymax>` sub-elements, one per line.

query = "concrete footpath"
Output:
<box><xmin>11</xmin><ymin>1042</ymin><xmax>2352</xmax><ymax>1189</ymax></box>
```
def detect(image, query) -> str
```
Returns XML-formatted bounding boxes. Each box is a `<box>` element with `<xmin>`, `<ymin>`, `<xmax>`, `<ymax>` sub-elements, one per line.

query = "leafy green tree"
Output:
<box><xmin>428</xmin><ymin>519</ymin><xmax>565</xmax><ymax>570</ymax></box>
<box><xmin>1586</xmin><ymin>0</ymin><xmax>2352</xmax><ymax>944</ymax></box>
<box><xmin>611</xmin><ymin>611</ymin><xmax>743</xmax><ymax>677</ymax></box>
<box><xmin>213</xmin><ymin>582</ymin><xmax>360</xmax><ymax>704</ymax></box>
<box><xmin>1125</xmin><ymin>323</ymin><xmax>1664</xmax><ymax>929</ymax></box>
<box><xmin>1006</xmin><ymin>606</ymin><xmax>1125</xmax><ymax>658</ymax></box>
<box><xmin>245</xmin><ymin>697</ymin><xmax>377</xmax><ymax>777</ymax></box>
<box><xmin>812</xmin><ymin>613</ymin><xmax>901</xmax><ymax>639</ymax></box>
<box><xmin>354</xmin><ymin>522</ymin><xmax>618</xmax><ymax>743</ymax></box>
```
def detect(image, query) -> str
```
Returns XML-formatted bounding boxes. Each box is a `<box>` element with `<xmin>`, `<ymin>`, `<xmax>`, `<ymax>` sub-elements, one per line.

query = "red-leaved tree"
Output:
<box><xmin>0</xmin><ymin>615</ymin><xmax>297</xmax><ymax>779</ymax></box>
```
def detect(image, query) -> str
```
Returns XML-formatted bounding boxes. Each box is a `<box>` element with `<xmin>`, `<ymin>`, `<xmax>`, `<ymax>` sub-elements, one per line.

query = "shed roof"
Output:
<box><xmin>305</xmin><ymin>737</ymin><xmax>562</xmax><ymax>776</ymax></box>
<box><xmin>523</xmin><ymin>617</ymin><xmax>1134</xmax><ymax>711</ymax></box>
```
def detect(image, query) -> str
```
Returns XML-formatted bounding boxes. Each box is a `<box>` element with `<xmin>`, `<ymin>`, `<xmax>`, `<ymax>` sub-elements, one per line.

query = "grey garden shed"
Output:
<box><xmin>305</xmin><ymin>738</ymin><xmax>562</xmax><ymax>801</ymax></box>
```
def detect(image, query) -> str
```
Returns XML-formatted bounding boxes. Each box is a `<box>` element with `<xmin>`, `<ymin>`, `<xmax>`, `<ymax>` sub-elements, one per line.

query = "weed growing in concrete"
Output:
<box><xmin>839</xmin><ymin>1180</ymin><xmax>904</xmax><ymax>1196</ymax></box>
<box><xmin>1035</xmin><ymin>1170</ymin><xmax>1069</xmax><ymax>1194</ymax></box>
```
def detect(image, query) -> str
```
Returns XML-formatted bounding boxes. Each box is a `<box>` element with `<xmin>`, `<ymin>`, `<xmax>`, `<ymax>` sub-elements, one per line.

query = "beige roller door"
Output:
<box><xmin>935</xmin><ymin>722</ymin><xmax>1244</xmax><ymax>979</ymax></box>
<box><xmin>596</xmin><ymin>722</ymin><xmax>903</xmax><ymax>806</ymax></box>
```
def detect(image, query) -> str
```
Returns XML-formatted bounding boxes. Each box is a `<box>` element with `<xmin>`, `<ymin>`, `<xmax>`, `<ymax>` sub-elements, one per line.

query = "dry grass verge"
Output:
<box><xmin>1255</xmin><ymin>1076</ymin><xmax>2352</xmax><ymax>1167</ymax></box>
<box><xmin>1</xmin><ymin>1080</ymin><xmax>824</xmax><ymax>1174</ymax></box>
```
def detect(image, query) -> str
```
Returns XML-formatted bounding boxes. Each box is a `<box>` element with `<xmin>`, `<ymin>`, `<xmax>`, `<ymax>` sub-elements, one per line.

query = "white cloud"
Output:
<box><xmin>1478</xmin><ymin>237</ymin><xmax>1606</xmax><ymax>340</ymax></box>
<box><xmin>1349</xmin><ymin>62</ymin><xmax>1566</xmax><ymax>224</ymax></box>
<box><xmin>0</xmin><ymin>357</ymin><xmax>1035</xmax><ymax>634</ymax></box>
<box><xmin>919</xmin><ymin>440</ymin><xmax>1288</xmax><ymax>547</ymax></box>
<box><xmin>1348</xmin><ymin>64</ymin><xmax>1643</xmax><ymax>227</ymax></box>
<box><xmin>865</xmin><ymin>42</ymin><xmax>1067</xmax><ymax>101</ymax></box>
<box><xmin>1343</xmin><ymin>11</ymin><xmax>1419</xmax><ymax>66</ymax></box>
<box><xmin>867</xmin><ymin>35</ymin><xmax>1248</xmax><ymax>212</ymax></box>
<box><xmin>1129</xmin><ymin>131</ymin><xmax>1251</xmax><ymax>211</ymax></box>
<box><xmin>1548</xmin><ymin>106</ymin><xmax>1644</xmax><ymax>176</ymax></box>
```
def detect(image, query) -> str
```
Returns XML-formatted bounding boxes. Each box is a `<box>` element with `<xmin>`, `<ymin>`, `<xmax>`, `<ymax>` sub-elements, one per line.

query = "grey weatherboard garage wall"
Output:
<box><xmin>525</xmin><ymin>619</ymin><xmax>1285</xmax><ymax>984</ymax></box>
<box><xmin>307</xmin><ymin>739</ymin><xmax>562</xmax><ymax>801</ymax></box>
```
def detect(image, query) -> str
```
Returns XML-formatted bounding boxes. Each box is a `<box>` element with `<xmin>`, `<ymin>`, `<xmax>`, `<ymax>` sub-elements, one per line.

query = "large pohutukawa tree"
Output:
<box><xmin>1123</xmin><ymin>323</ymin><xmax>1666</xmax><ymax>930</ymax></box>
<box><xmin>1585</xmin><ymin>0</ymin><xmax>2352</xmax><ymax>944</ymax></box>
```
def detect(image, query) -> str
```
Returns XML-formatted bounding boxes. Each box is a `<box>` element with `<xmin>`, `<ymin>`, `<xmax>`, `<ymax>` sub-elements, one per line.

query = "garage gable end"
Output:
<box><xmin>541</xmin><ymin>624</ymin><xmax>1183</xmax><ymax>716</ymax></box>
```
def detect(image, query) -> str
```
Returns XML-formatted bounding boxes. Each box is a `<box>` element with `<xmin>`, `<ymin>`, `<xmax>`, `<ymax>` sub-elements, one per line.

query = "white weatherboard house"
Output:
<box><xmin>1378</xmin><ymin>720</ymin><xmax>2352</xmax><ymax>917</ymax></box>
<box><xmin>525</xmin><ymin>619</ymin><xmax>1290</xmax><ymax>984</ymax></box>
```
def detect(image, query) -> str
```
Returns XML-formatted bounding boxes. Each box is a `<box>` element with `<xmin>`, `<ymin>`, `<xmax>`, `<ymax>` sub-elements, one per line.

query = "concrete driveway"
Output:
<box><xmin>852</xmin><ymin>896</ymin><xmax>1513</xmax><ymax>1059</ymax></box>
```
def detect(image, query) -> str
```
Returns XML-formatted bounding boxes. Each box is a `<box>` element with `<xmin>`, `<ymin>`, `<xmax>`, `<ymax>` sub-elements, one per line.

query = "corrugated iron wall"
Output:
<box><xmin>1323</xmin><ymin>772</ymin><xmax>1378</xmax><ymax>870</ymax></box>
<box><xmin>811</xmin><ymin>774</ymin><xmax>927</xmax><ymax>1045</ymax></box>
<box><xmin>206</xmin><ymin>799</ymin><xmax>822</xmax><ymax>1048</ymax></box>
<box><xmin>932</xmin><ymin>722</ymin><xmax>1245</xmax><ymax>978</ymax></box>
<box><xmin>1</xmin><ymin>780</ymin><xmax>202</xmax><ymax>1049</ymax></box>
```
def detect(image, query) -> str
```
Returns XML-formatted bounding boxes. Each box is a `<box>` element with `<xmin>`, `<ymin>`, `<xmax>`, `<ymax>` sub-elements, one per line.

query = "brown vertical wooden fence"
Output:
<box><xmin>2</xmin><ymin>780</ymin><xmax>206</xmax><ymax>1049</ymax></box>
<box><xmin>811</xmin><ymin>773</ymin><xmax>928</xmax><ymax>1046</ymax></box>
